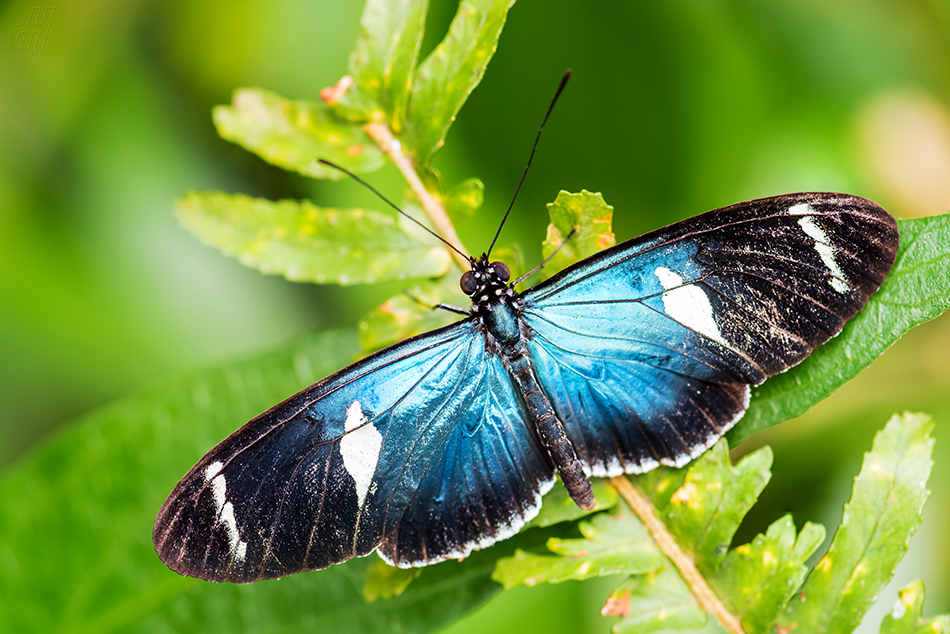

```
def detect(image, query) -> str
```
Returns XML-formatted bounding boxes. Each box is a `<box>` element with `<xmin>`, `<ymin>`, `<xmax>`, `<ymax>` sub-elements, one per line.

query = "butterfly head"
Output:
<box><xmin>461</xmin><ymin>254</ymin><xmax>516</xmax><ymax>314</ymax></box>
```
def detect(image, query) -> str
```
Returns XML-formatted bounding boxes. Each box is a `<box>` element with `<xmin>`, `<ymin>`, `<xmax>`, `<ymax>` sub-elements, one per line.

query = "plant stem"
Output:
<box><xmin>364</xmin><ymin>121</ymin><xmax>471</xmax><ymax>270</ymax></box>
<box><xmin>368</xmin><ymin>109</ymin><xmax>740</xmax><ymax>630</ymax></box>
<box><xmin>609</xmin><ymin>475</ymin><xmax>746</xmax><ymax>634</ymax></box>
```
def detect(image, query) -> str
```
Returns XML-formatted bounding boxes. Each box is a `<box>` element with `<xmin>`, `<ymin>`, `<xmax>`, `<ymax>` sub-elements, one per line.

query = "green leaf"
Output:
<box><xmin>646</xmin><ymin>442</ymin><xmax>773</xmax><ymax>571</ymax></box>
<box><xmin>175</xmin><ymin>191</ymin><xmax>451</xmax><ymax>285</ymax></box>
<box><xmin>495</xmin><ymin>441</ymin><xmax>797</xmax><ymax>632</ymax></box>
<box><xmin>362</xmin><ymin>558</ymin><xmax>422</xmax><ymax>602</ymax></box>
<box><xmin>492</xmin><ymin>503</ymin><xmax>662</xmax><ymax>589</ymax></box>
<box><xmin>493</xmin><ymin>442</ymin><xmax>772</xmax><ymax>593</ymax></box>
<box><xmin>710</xmin><ymin>516</ymin><xmax>825</xmax><ymax>632</ymax></box>
<box><xmin>445</xmin><ymin>177</ymin><xmax>485</xmax><ymax>222</ymax></box>
<box><xmin>403</xmin><ymin>0</ymin><xmax>517</xmax><ymax>161</ymax></box>
<box><xmin>360</xmin><ymin>488</ymin><xmax>616</xmax><ymax>607</ymax></box>
<box><xmin>778</xmin><ymin>412</ymin><xmax>935</xmax><ymax>634</ymax></box>
<box><xmin>732</xmin><ymin>214</ymin><xmax>950</xmax><ymax>442</ymax></box>
<box><xmin>879</xmin><ymin>580</ymin><xmax>950</xmax><ymax>634</ymax></box>
<box><xmin>0</xmin><ymin>329</ymin><xmax>379</xmax><ymax>633</ymax></box>
<box><xmin>347</xmin><ymin>0</ymin><xmax>428</xmax><ymax>128</ymax></box>
<box><xmin>600</xmin><ymin>442</ymin><xmax>787</xmax><ymax>633</ymax></box>
<box><xmin>376</xmin><ymin>515</ymin><xmax>603</xmax><ymax>620</ymax></box>
<box><xmin>606</xmin><ymin>566</ymin><xmax>708</xmax><ymax>634</ymax></box>
<box><xmin>525</xmin><ymin>478</ymin><xmax>618</xmax><ymax>529</ymax></box>
<box><xmin>213</xmin><ymin>87</ymin><xmax>385</xmax><ymax>180</ymax></box>
<box><xmin>541</xmin><ymin>190</ymin><xmax>616</xmax><ymax>279</ymax></box>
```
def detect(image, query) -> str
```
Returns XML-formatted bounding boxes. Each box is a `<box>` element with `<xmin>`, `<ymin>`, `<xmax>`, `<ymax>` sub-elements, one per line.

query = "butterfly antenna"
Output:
<box><xmin>512</xmin><ymin>227</ymin><xmax>577</xmax><ymax>286</ymax></box>
<box><xmin>487</xmin><ymin>69</ymin><xmax>572</xmax><ymax>258</ymax></box>
<box><xmin>316</xmin><ymin>159</ymin><xmax>471</xmax><ymax>263</ymax></box>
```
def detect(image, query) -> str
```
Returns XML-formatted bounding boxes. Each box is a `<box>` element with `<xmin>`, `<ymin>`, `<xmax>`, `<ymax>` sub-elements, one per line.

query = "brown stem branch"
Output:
<box><xmin>609</xmin><ymin>475</ymin><xmax>746</xmax><ymax>634</ymax></box>
<box><xmin>363</xmin><ymin>121</ymin><xmax>471</xmax><ymax>270</ymax></box>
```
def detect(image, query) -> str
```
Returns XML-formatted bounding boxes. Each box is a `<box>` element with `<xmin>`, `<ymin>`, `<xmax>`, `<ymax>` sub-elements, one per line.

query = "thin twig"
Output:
<box><xmin>609</xmin><ymin>475</ymin><xmax>746</xmax><ymax>634</ymax></box>
<box><xmin>363</xmin><ymin>122</ymin><xmax>471</xmax><ymax>270</ymax></box>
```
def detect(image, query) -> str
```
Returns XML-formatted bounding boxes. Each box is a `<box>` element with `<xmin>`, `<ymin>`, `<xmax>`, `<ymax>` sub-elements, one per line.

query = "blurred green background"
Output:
<box><xmin>2</xmin><ymin>0</ymin><xmax>949</xmax><ymax>631</ymax></box>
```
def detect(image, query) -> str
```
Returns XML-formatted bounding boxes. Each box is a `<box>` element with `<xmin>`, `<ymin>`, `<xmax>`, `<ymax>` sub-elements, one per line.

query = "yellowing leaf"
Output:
<box><xmin>403</xmin><ymin>0</ymin><xmax>516</xmax><ymax>161</ymax></box>
<box><xmin>778</xmin><ymin>413</ymin><xmax>935</xmax><ymax>634</ymax></box>
<box><xmin>346</xmin><ymin>0</ymin><xmax>428</xmax><ymax>128</ymax></box>
<box><xmin>213</xmin><ymin>88</ymin><xmax>385</xmax><ymax>180</ymax></box>
<box><xmin>176</xmin><ymin>191</ymin><xmax>450</xmax><ymax>284</ymax></box>
<box><xmin>493</xmin><ymin>503</ymin><xmax>661</xmax><ymax>589</ymax></box>
<box><xmin>541</xmin><ymin>190</ymin><xmax>616</xmax><ymax>280</ymax></box>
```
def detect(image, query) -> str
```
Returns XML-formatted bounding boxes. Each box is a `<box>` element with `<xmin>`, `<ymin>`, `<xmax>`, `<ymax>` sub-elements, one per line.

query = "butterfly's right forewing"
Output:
<box><xmin>521</xmin><ymin>193</ymin><xmax>898</xmax><ymax>476</ymax></box>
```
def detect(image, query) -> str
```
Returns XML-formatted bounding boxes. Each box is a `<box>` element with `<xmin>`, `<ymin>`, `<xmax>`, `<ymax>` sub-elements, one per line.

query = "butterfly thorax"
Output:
<box><xmin>461</xmin><ymin>254</ymin><xmax>523</xmax><ymax>346</ymax></box>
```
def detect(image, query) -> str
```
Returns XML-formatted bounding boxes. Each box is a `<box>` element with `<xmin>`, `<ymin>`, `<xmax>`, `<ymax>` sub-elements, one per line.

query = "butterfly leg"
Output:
<box><xmin>400</xmin><ymin>289</ymin><xmax>471</xmax><ymax>316</ymax></box>
<box><xmin>506</xmin><ymin>347</ymin><xmax>596</xmax><ymax>510</ymax></box>
<box><xmin>434</xmin><ymin>303</ymin><xmax>470</xmax><ymax>316</ymax></box>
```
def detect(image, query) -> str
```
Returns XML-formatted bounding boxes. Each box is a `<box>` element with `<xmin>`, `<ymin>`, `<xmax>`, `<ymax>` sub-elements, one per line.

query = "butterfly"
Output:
<box><xmin>153</xmin><ymin>188</ymin><xmax>898</xmax><ymax>582</ymax></box>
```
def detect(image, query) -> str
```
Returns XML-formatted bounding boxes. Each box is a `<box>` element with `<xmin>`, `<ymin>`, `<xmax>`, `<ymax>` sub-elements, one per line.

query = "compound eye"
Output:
<box><xmin>460</xmin><ymin>270</ymin><xmax>477</xmax><ymax>295</ymax></box>
<box><xmin>491</xmin><ymin>261</ymin><xmax>510</xmax><ymax>282</ymax></box>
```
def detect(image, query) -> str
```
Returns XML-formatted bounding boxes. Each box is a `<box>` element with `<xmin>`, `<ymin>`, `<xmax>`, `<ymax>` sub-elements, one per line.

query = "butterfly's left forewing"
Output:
<box><xmin>153</xmin><ymin>321</ymin><xmax>555</xmax><ymax>582</ymax></box>
<box><xmin>521</xmin><ymin>193</ymin><xmax>898</xmax><ymax>475</ymax></box>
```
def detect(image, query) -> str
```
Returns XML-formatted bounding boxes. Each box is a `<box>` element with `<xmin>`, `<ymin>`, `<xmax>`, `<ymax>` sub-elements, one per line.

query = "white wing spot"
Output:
<box><xmin>211</xmin><ymin>473</ymin><xmax>227</xmax><ymax>508</ymax></box>
<box><xmin>204</xmin><ymin>461</ymin><xmax>223</xmax><ymax>481</ymax></box>
<box><xmin>655</xmin><ymin>267</ymin><xmax>728</xmax><ymax>346</ymax></box>
<box><xmin>340</xmin><ymin>400</ymin><xmax>382</xmax><ymax>508</ymax></box>
<box><xmin>208</xmin><ymin>472</ymin><xmax>248</xmax><ymax>564</ymax></box>
<box><xmin>797</xmin><ymin>216</ymin><xmax>849</xmax><ymax>293</ymax></box>
<box><xmin>788</xmin><ymin>203</ymin><xmax>814</xmax><ymax>215</ymax></box>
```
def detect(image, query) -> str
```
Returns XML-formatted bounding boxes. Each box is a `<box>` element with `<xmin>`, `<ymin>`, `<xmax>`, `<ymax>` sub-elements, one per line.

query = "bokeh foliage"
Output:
<box><xmin>2</xmin><ymin>0</ymin><xmax>950</xmax><ymax>633</ymax></box>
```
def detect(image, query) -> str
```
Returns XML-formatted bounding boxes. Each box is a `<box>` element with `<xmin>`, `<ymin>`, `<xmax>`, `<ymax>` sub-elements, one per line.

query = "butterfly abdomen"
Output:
<box><xmin>505</xmin><ymin>342</ymin><xmax>597</xmax><ymax>510</ymax></box>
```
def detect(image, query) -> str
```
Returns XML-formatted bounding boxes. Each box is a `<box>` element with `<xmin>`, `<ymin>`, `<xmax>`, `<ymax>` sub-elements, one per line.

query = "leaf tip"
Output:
<box><xmin>600</xmin><ymin>589</ymin><xmax>631</xmax><ymax>617</ymax></box>
<box><xmin>320</xmin><ymin>75</ymin><xmax>354</xmax><ymax>105</ymax></box>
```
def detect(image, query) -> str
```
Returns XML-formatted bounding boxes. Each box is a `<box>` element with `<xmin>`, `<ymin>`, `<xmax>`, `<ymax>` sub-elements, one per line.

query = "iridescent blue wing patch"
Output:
<box><xmin>521</xmin><ymin>193</ymin><xmax>897</xmax><ymax>475</ymax></box>
<box><xmin>153</xmin><ymin>322</ymin><xmax>555</xmax><ymax>582</ymax></box>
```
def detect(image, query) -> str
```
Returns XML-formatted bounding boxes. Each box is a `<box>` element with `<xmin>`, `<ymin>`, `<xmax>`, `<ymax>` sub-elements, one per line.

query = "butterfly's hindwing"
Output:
<box><xmin>522</xmin><ymin>192</ymin><xmax>898</xmax><ymax>474</ymax></box>
<box><xmin>153</xmin><ymin>322</ymin><xmax>554</xmax><ymax>582</ymax></box>
<box><xmin>523</xmin><ymin>326</ymin><xmax>751</xmax><ymax>476</ymax></box>
<box><xmin>378</xmin><ymin>350</ymin><xmax>555</xmax><ymax>566</ymax></box>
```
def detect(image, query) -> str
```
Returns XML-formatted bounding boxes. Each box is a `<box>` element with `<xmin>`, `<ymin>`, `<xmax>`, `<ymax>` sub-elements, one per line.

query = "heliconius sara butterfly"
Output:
<box><xmin>153</xmin><ymin>72</ymin><xmax>899</xmax><ymax>583</ymax></box>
